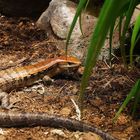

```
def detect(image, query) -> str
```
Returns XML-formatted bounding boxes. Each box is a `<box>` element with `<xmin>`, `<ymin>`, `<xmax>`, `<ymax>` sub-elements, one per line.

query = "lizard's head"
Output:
<box><xmin>57</xmin><ymin>56</ymin><xmax>82</xmax><ymax>77</ymax></box>
<box><xmin>58</xmin><ymin>56</ymin><xmax>81</xmax><ymax>69</ymax></box>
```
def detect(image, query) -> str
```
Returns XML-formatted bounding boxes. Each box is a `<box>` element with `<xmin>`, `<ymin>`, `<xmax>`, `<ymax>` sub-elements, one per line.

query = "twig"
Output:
<box><xmin>71</xmin><ymin>98</ymin><xmax>81</xmax><ymax>121</ymax></box>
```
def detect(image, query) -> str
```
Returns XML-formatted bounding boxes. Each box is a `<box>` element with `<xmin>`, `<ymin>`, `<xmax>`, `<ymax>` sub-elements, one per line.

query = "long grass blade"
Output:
<box><xmin>120</xmin><ymin>0</ymin><xmax>138</xmax><ymax>66</ymax></box>
<box><xmin>109</xmin><ymin>19</ymin><xmax>116</xmax><ymax>65</ymax></box>
<box><xmin>79</xmin><ymin>0</ymin><xmax>90</xmax><ymax>36</ymax></box>
<box><xmin>130</xmin><ymin>14</ymin><xmax>140</xmax><ymax>65</ymax></box>
<box><xmin>78</xmin><ymin>0</ymin><xmax>128</xmax><ymax>108</ymax></box>
<box><xmin>132</xmin><ymin>88</ymin><xmax>140</xmax><ymax>116</ymax></box>
<box><xmin>66</xmin><ymin>0</ymin><xmax>87</xmax><ymax>55</ymax></box>
<box><xmin>113</xmin><ymin>79</ymin><xmax>140</xmax><ymax>122</ymax></box>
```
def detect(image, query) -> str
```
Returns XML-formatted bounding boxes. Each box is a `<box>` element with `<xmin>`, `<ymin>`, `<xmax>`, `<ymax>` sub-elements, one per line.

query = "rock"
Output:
<box><xmin>60</xmin><ymin>107</ymin><xmax>71</xmax><ymax>116</ymax></box>
<box><xmin>0</xmin><ymin>0</ymin><xmax>51</xmax><ymax>17</ymax></box>
<box><xmin>37</xmin><ymin>0</ymin><xmax>100</xmax><ymax>62</ymax></box>
<box><xmin>50</xmin><ymin>129</ymin><xmax>67</xmax><ymax>138</ymax></box>
<box><xmin>80</xmin><ymin>132</ymin><xmax>102</xmax><ymax>140</ymax></box>
<box><xmin>37</xmin><ymin>0</ymin><xmax>139</xmax><ymax>62</ymax></box>
<box><xmin>38</xmin><ymin>0</ymin><xmax>140</xmax><ymax>62</ymax></box>
<box><xmin>37</xmin><ymin>0</ymin><xmax>82</xmax><ymax>39</ymax></box>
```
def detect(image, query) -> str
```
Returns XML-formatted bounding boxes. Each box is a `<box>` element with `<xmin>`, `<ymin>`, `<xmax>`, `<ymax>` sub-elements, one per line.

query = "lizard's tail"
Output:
<box><xmin>0</xmin><ymin>112</ymin><xmax>117</xmax><ymax>140</ymax></box>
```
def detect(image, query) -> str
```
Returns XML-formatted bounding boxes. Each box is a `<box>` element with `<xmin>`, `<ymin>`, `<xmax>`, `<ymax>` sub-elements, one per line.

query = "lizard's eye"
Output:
<box><xmin>64</xmin><ymin>62</ymin><xmax>79</xmax><ymax>68</ymax></box>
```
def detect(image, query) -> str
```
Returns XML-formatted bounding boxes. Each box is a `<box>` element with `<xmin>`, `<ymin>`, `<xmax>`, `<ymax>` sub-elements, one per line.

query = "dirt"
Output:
<box><xmin>0</xmin><ymin>14</ymin><xmax>140</xmax><ymax>140</ymax></box>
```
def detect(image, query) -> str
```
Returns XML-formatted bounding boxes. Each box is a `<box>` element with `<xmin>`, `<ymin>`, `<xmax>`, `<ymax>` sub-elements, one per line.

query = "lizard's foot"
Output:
<box><xmin>42</xmin><ymin>75</ymin><xmax>54</xmax><ymax>85</ymax></box>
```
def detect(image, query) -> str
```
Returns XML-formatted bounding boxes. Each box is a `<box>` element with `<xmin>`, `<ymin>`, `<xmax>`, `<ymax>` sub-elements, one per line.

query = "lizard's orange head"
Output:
<box><xmin>58</xmin><ymin>56</ymin><xmax>81</xmax><ymax>69</ymax></box>
<box><xmin>65</xmin><ymin>56</ymin><xmax>81</xmax><ymax>65</ymax></box>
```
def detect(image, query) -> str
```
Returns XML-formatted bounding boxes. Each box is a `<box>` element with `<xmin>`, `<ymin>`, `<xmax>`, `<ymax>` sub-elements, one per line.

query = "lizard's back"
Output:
<box><xmin>0</xmin><ymin>56</ymin><xmax>81</xmax><ymax>92</ymax></box>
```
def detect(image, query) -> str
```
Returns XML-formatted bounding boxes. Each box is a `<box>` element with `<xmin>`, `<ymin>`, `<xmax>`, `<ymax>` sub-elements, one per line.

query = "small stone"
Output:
<box><xmin>51</xmin><ymin>129</ymin><xmax>67</xmax><ymax>138</ymax></box>
<box><xmin>80</xmin><ymin>132</ymin><xmax>102</xmax><ymax>140</ymax></box>
<box><xmin>117</xmin><ymin>115</ymin><xmax>128</xmax><ymax>125</ymax></box>
<box><xmin>60</xmin><ymin>107</ymin><xmax>71</xmax><ymax>116</ymax></box>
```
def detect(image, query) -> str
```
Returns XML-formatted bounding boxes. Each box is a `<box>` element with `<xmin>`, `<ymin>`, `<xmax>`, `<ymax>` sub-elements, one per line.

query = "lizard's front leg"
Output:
<box><xmin>42</xmin><ymin>75</ymin><xmax>54</xmax><ymax>85</ymax></box>
<box><xmin>0</xmin><ymin>90</ymin><xmax>11</xmax><ymax>109</ymax></box>
<box><xmin>41</xmin><ymin>67</ymin><xmax>62</xmax><ymax>85</ymax></box>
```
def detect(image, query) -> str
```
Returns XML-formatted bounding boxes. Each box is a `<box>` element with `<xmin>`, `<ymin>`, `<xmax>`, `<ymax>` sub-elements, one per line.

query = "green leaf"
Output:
<box><xmin>79</xmin><ymin>0</ymin><xmax>90</xmax><ymax>36</ymax></box>
<box><xmin>113</xmin><ymin>79</ymin><xmax>140</xmax><ymax>122</ymax></box>
<box><xmin>132</xmin><ymin>88</ymin><xmax>140</xmax><ymax>116</ymax></box>
<box><xmin>120</xmin><ymin>0</ymin><xmax>138</xmax><ymax>65</ymax></box>
<box><xmin>66</xmin><ymin>0</ymin><xmax>87</xmax><ymax>55</ymax></box>
<box><xmin>130</xmin><ymin>14</ymin><xmax>140</xmax><ymax>65</ymax></box>
<box><xmin>109</xmin><ymin>19</ymin><xmax>116</xmax><ymax>65</ymax></box>
<box><xmin>78</xmin><ymin>0</ymin><xmax>128</xmax><ymax>107</ymax></box>
<box><xmin>67</xmin><ymin>0</ymin><xmax>140</xmax><ymax>116</ymax></box>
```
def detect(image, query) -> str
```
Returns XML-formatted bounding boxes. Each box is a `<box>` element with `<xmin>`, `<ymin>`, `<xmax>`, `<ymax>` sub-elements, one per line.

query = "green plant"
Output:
<box><xmin>113</xmin><ymin>79</ymin><xmax>140</xmax><ymax>121</ymax></box>
<box><xmin>66</xmin><ymin>0</ymin><xmax>140</xmax><ymax>117</ymax></box>
<box><xmin>130</xmin><ymin>14</ymin><xmax>140</xmax><ymax>65</ymax></box>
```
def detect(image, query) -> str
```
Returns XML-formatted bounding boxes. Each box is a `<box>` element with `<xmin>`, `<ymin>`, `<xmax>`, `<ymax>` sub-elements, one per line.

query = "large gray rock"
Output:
<box><xmin>0</xmin><ymin>0</ymin><xmax>51</xmax><ymax>17</ymax></box>
<box><xmin>36</xmin><ymin>0</ymin><xmax>99</xmax><ymax>61</ymax></box>
<box><xmin>37</xmin><ymin>0</ymin><xmax>139</xmax><ymax>62</ymax></box>
<box><xmin>37</xmin><ymin>0</ymin><xmax>81</xmax><ymax>39</ymax></box>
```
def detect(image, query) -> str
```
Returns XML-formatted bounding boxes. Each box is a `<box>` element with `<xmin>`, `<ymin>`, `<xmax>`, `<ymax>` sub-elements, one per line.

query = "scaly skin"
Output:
<box><xmin>0</xmin><ymin>112</ymin><xmax>117</xmax><ymax>140</ymax></box>
<box><xmin>0</xmin><ymin>56</ymin><xmax>81</xmax><ymax>108</ymax></box>
<box><xmin>0</xmin><ymin>56</ymin><xmax>117</xmax><ymax>140</ymax></box>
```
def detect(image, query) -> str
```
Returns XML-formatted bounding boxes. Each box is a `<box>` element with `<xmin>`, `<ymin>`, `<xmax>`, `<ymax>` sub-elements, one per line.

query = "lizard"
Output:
<box><xmin>0</xmin><ymin>56</ymin><xmax>81</xmax><ymax>109</ymax></box>
<box><xmin>0</xmin><ymin>112</ymin><xmax>117</xmax><ymax>140</ymax></box>
<box><xmin>0</xmin><ymin>56</ymin><xmax>117</xmax><ymax>140</ymax></box>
